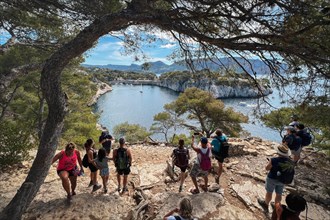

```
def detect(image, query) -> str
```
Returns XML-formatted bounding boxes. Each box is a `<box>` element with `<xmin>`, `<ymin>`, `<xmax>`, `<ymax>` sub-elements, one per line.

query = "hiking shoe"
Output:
<box><xmin>72</xmin><ymin>191</ymin><xmax>76</xmax><ymax>196</ymax></box>
<box><xmin>122</xmin><ymin>186</ymin><xmax>128</xmax><ymax>192</ymax></box>
<box><xmin>104</xmin><ymin>188</ymin><xmax>108</xmax><ymax>194</ymax></box>
<box><xmin>88</xmin><ymin>181</ymin><xmax>93</xmax><ymax>187</ymax></box>
<box><xmin>92</xmin><ymin>184</ymin><xmax>102</xmax><ymax>192</ymax></box>
<box><xmin>257</xmin><ymin>198</ymin><xmax>269</xmax><ymax>211</ymax></box>
<box><xmin>67</xmin><ymin>194</ymin><xmax>72</xmax><ymax>202</ymax></box>
<box><xmin>117</xmin><ymin>186</ymin><xmax>121</xmax><ymax>192</ymax></box>
<box><xmin>179</xmin><ymin>185</ymin><xmax>183</xmax><ymax>192</ymax></box>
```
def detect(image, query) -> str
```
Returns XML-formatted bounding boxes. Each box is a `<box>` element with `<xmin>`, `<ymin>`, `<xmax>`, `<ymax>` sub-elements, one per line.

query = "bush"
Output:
<box><xmin>113</xmin><ymin>122</ymin><xmax>151</xmax><ymax>143</ymax></box>
<box><xmin>170</xmin><ymin>134</ymin><xmax>192</xmax><ymax>146</ymax></box>
<box><xmin>0</xmin><ymin>120</ymin><xmax>34</xmax><ymax>167</ymax></box>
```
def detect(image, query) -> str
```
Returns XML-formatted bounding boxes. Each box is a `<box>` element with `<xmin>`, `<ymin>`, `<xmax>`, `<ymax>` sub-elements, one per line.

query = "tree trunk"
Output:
<box><xmin>0</xmin><ymin>12</ymin><xmax>133</xmax><ymax>220</ymax></box>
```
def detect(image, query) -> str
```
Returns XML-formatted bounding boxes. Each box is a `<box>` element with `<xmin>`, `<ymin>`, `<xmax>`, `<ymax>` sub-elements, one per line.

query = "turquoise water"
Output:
<box><xmin>95</xmin><ymin>84</ymin><xmax>282</xmax><ymax>142</ymax></box>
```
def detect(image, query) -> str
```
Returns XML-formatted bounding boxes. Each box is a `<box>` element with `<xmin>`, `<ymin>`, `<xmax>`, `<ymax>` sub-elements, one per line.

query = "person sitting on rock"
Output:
<box><xmin>99</xmin><ymin>130</ymin><xmax>113</xmax><ymax>156</ymax></box>
<box><xmin>210</xmin><ymin>129</ymin><xmax>227</xmax><ymax>184</ymax></box>
<box><xmin>271</xmin><ymin>193</ymin><xmax>307</xmax><ymax>220</ymax></box>
<box><xmin>113</xmin><ymin>137</ymin><xmax>132</xmax><ymax>193</ymax></box>
<box><xmin>52</xmin><ymin>142</ymin><xmax>84</xmax><ymax>202</ymax></box>
<box><xmin>171</xmin><ymin>139</ymin><xmax>190</xmax><ymax>192</ymax></box>
<box><xmin>258</xmin><ymin>144</ymin><xmax>292</xmax><ymax>212</ymax></box>
<box><xmin>189</xmin><ymin>135</ymin><xmax>212</xmax><ymax>194</ymax></box>
<box><xmin>163</xmin><ymin>197</ymin><xmax>194</xmax><ymax>220</ymax></box>
<box><xmin>282</xmin><ymin>126</ymin><xmax>302</xmax><ymax>163</ymax></box>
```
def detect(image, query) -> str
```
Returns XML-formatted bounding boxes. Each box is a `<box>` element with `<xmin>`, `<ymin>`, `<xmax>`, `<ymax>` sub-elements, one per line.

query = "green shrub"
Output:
<box><xmin>113</xmin><ymin>122</ymin><xmax>151</xmax><ymax>143</ymax></box>
<box><xmin>0</xmin><ymin>120</ymin><xmax>34</xmax><ymax>167</ymax></box>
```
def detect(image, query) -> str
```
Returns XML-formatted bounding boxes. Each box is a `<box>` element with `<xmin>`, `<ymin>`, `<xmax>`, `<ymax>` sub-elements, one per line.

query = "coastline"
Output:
<box><xmin>109</xmin><ymin>79</ymin><xmax>272</xmax><ymax>98</ymax></box>
<box><xmin>88</xmin><ymin>82</ymin><xmax>112</xmax><ymax>107</ymax></box>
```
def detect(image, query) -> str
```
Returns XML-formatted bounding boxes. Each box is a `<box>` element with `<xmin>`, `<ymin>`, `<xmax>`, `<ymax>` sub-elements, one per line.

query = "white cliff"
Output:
<box><xmin>158</xmin><ymin>78</ymin><xmax>272</xmax><ymax>98</ymax></box>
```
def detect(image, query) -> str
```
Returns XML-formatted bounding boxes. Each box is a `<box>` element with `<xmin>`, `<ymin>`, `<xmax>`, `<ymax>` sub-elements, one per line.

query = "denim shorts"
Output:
<box><xmin>265</xmin><ymin>177</ymin><xmax>284</xmax><ymax>195</ymax></box>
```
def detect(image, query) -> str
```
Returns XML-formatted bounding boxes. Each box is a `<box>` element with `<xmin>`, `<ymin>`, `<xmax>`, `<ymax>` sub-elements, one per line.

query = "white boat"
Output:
<box><xmin>140</xmin><ymin>84</ymin><xmax>143</xmax><ymax>93</ymax></box>
<box><xmin>239</xmin><ymin>102</ymin><xmax>247</xmax><ymax>106</ymax></box>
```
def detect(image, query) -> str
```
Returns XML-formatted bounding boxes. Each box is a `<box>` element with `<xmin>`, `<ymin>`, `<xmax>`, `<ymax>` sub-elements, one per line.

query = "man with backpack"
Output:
<box><xmin>289</xmin><ymin>114</ymin><xmax>299</xmax><ymax>127</ymax></box>
<box><xmin>296</xmin><ymin>124</ymin><xmax>312</xmax><ymax>147</ymax></box>
<box><xmin>189</xmin><ymin>136</ymin><xmax>212</xmax><ymax>194</ymax></box>
<box><xmin>282</xmin><ymin>126</ymin><xmax>302</xmax><ymax>163</ymax></box>
<box><xmin>113</xmin><ymin>137</ymin><xmax>132</xmax><ymax>193</ymax></box>
<box><xmin>171</xmin><ymin>139</ymin><xmax>190</xmax><ymax>192</ymax></box>
<box><xmin>99</xmin><ymin>130</ymin><xmax>113</xmax><ymax>156</ymax></box>
<box><xmin>258</xmin><ymin>144</ymin><xmax>295</xmax><ymax>212</ymax></box>
<box><xmin>210</xmin><ymin>129</ymin><xmax>228</xmax><ymax>184</ymax></box>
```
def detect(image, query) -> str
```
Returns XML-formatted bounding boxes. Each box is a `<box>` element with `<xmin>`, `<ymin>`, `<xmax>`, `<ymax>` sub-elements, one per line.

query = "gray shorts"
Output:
<box><xmin>265</xmin><ymin>177</ymin><xmax>284</xmax><ymax>195</ymax></box>
<box><xmin>291</xmin><ymin>147</ymin><xmax>302</xmax><ymax>157</ymax></box>
<box><xmin>190</xmin><ymin>162</ymin><xmax>208</xmax><ymax>178</ymax></box>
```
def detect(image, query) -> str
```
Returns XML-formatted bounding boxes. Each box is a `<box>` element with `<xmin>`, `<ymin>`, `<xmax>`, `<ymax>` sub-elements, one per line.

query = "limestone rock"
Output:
<box><xmin>208</xmin><ymin>183</ymin><xmax>221</xmax><ymax>192</ymax></box>
<box><xmin>231</xmin><ymin>181</ymin><xmax>265</xmax><ymax>210</ymax></box>
<box><xmin>155</xmin><ymin>193</ymin><xmax>224</xmax><ymax>219</ymax></box>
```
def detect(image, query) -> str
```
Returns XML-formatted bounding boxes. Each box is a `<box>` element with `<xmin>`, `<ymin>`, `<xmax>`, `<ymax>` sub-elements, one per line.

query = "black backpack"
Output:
<box><xmin>277</xmin><ymin>159</ymin><xmax>295</xmax><ymax>184</ymax></box>
<box><xmin>82</xmin><ymin>150</ymin><xmax>97</xmax><ymax>168</ymax></box>
<box><xmin>82</xmin><ymin>154</ymin><xmax>89</xmax><ymax>168</ymax></box>
<box><xmin>173</xmin><ymin>148</ymin><xmax>189</xmax><ymax>168</ymax></box>
<box><xmin>215</xmin><ymin>137</ymin><xmax>230</xmax><ymax>158</ymax></box>
<box><xmin>298</xmin><ymin>131</ymin><xmax>312</xmax><ymax>146</ymax></box>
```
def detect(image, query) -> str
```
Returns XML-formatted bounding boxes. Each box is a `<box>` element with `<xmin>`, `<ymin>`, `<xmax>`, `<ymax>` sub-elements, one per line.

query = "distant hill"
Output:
<box><xmin>82</xmin><ymin>58</ymin><xmax>274</xmax><ymax>75</ymax></box>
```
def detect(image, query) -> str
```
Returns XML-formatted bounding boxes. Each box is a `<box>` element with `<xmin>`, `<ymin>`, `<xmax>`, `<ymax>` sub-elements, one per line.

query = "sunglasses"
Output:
<box><xmin>67</xmin><ymin>143</ymin><xmax>75</xmax><ymax>150</ymax></box>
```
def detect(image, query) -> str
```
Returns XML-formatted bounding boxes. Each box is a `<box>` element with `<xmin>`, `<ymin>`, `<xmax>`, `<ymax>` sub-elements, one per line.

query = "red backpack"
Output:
<box><xmin>199</xmin><ymin>148</ymin><xmax>211</xmax><ymax>171</ymax></box>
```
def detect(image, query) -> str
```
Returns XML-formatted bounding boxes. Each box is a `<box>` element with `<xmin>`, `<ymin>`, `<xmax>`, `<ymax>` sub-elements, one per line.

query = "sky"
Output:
<box><xmin>83</xmin><ymin>31</ymin><xmax>178</xmax><ymax>66</ymax></box>
<box><xmin>0</xmin><ymin>28</ymin><xmax>178</xmax><ymax>66</ymax></box>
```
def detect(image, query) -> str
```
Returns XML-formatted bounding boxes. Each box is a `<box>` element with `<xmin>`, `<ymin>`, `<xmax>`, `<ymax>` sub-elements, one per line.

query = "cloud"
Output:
<box><xmin>160</xmin><ymin>43</ymin><xmax>176</xmax><ymax>49</ymax></box>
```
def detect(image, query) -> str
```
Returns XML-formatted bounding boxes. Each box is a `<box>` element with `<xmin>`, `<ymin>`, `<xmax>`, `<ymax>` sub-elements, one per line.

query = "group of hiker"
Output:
<box><xmin>256</xmin><ymin>115</ymin><xmax>310</xmax><ymax>219</ymax></box>
<box><xmin>52</xmin><ymin>114</ymin><xmax>309</xmax><ymax>219</ymax></box>
<box><xmin>170</xmin><ymin>129</ymin><xmax>228</xmax><ymax>195</ymax></box>
<box><xmin>52</xmin><ymin>131</ymin><xmax>132</xmax><ymax>201</ymax></box>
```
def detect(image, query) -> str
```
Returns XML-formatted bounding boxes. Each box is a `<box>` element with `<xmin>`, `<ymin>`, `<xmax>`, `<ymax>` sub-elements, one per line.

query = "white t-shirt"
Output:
<box><xmin>195</xmin><ymin>147</ymin><xmax>212</xmax><ymax>164</ymax></box>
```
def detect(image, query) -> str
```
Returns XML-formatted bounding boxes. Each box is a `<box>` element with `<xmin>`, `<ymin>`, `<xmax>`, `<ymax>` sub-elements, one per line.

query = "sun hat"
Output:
<box><xmin>277</xmin><ymin>144</ymin><xmax>290</xmax><ymax>157</ymax></box>
<box><xmin>200</xmin><ymin>137</ymin><xmax>208</xmax><ymax>144</ymax></box>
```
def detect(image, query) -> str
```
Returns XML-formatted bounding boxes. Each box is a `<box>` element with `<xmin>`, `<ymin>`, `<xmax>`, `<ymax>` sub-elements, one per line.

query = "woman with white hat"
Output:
<box><xmin>258</xmin><ymin>144</ymin><xmax>293</xmax><ymax>211</ymax></box>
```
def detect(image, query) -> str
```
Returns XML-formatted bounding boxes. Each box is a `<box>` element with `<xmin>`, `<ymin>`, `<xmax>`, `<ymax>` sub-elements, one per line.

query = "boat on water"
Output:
<box><xmin>140</xmin><ymin>84</ymin><xmax>143</xmax><ymax>93</ymax></box>
<box><xmin>239</xmin><ymin>102</ymin><xmax>247</xmax><ymax>106</ymax></box>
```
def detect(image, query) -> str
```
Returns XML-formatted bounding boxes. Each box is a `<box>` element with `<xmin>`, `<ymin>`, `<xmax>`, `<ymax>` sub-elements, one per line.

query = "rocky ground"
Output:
<box><xmin>0</xmin><ymin>137</ymin><xmax>329</xmax><ymax>220</ymax></box>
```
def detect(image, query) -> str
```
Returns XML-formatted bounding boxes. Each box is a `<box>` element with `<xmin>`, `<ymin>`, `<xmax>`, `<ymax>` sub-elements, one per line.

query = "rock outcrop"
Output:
<box><xmin>0</xmin><ymin>138</ymin><xmax>329</xmax><ymax>219</ymax></box>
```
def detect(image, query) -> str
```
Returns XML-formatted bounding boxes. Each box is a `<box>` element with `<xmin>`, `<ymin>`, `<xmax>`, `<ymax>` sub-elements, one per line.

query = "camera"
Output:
<box><xmin>193</xmin><ymin>132</ymin><xmax>200</xmax><ymax>135</ymax></box>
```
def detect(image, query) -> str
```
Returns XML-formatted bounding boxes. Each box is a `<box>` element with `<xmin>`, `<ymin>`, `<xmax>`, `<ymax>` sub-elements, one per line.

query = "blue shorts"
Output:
<box><xmin>100</xmin><ymin>167</ymin><xmax>109</xmax><ymax>177</ymax></box>
<box><xmin>265</xmin><ymin>177</ymin><xmax>284</xmax><ymax>195</ymax></box>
